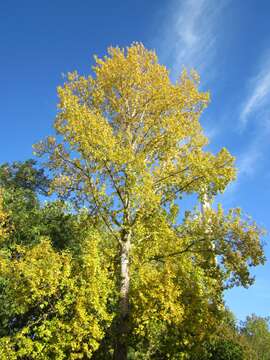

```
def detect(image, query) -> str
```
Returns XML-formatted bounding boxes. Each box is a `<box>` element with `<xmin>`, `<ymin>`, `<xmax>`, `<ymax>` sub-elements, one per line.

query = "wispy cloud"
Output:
<box><xmin>203</xmin><ymin>125</ymin><xmax>220</xmax><ymax>142</ymax></box>
<box><xmin>159</xmin><ymin>0</ymin><xmax>228</xmax><ymax>80</ymax></box>
<box><xmin>235</xmin><ymin>51</ymin><xmax>270</xmax><ymax>190</ymax></box>
<box><xmin>237</xmin><ymin>145</ymin><xmax>262</xmax><ymax>178</ymax></box>
<box><xmin>221</xmin><ymin>116</ymin><xmax>270</xmax><ymax>203</ymax></box>
<box><xmin>222</xmin><ymin>129</ymin><xmax>269</xmax><ymax>202</ymax></box>
<box><xmin>240</xmin><ymin>53</ymin><xmax>270</xmax><ymax>128</ymax></box>
<box><xmin>223</xmin><ymin>145</ymin><xmax>261</xmax><ymax>198</ymax></box>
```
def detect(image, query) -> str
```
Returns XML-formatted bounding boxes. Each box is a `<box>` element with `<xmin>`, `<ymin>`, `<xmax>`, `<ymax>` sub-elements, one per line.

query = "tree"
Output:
<box><xmin>0</xmin><ymin>161</ymin><xmax>77</xmax><ymax>250</ymax></box>
<box><xmin>240</xmin><ymin>314</ymin><xmax>270</xmax><ymax>360</ymax></box>
<box><xmin>0</xmin><ymin>162</ymin><xmax>115</xmax><ymax>359</ymax></box>
<box><xmin>34</xmin><ymin>43</ymin><xmax>265</xmax><ymax>359</ymax></box>
<box><xmin>0</xmin><ymin>159</ymin><xmax>49</xmax><ymax>195</ymax></box>
<box><xmin>192</xmin><ymin>309</ymin><xmax>245</xmax><ymax>360</ymax></box>
<box><xmin>0</xmin><ymin>232</ymin><xmax>114</xmax><ymax>359</ymax></box>
<box><xmin>0</xmin><ymin>188</ymin><xmax>12</xmax><ymax>241</ymax></box>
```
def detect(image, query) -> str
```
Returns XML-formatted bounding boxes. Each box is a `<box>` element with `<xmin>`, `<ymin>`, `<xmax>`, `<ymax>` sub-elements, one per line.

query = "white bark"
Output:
<box><xmin>120</xmin><ymin>231</ymin><xmax>131</xmax><ymax>318</ymax></box>
<box><xmin>114</xmin><ymin>230</ymin><xmax>131</xmax><ymax>360</ymax></box>
<box><xmin>201</xmin><ymin>191</ymin><xmax>217</xmax><ymax>265</ymax></box>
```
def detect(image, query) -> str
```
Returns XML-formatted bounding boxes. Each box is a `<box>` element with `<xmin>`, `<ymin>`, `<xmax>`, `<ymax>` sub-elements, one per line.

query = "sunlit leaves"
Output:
<box><xmin>31</xmin><ymin>43</ymin><xmax>265</xmax><ymax>358</ymax></box>
<box><xmin>0</xmin><ymin>234</ymin><xmax>114</xmax><ymax>359</ymax></box>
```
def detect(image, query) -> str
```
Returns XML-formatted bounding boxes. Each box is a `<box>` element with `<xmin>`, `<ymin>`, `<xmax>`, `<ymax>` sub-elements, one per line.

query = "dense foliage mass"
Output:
<box><xmin>0</xmin><ymin>44</ymin><xmax>267</xmax><ymax>359</ymax></box>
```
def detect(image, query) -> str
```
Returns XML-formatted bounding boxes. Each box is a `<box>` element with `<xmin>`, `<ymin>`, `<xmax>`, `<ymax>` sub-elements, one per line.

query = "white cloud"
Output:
<box><xmin>237</xmin><ymin>145</ymin><xmax>262</xmax><ymax>178</ymax></box>
<box><xmin>159</xmin><ymin>0</ymin><xmax>228</xmax><ymax>80</ymax></box>
<box><xmin>221</xmin><ymin>139</ymin><xmax>265</xmax><ymax>203</ymax></box>
<box><xmin>204</xmin><ymin>125</ymin><xmax>220</xmax><ymax>141</ymax></box>
<box><xmin>240</xmin><ymin>54</ymin><xmax>270</xmax><ymax>128</ymax></box>
<box><xmin>229</xmin><ymin>51</ymin><xmax>270</xmax><ymax>197</ymax></box>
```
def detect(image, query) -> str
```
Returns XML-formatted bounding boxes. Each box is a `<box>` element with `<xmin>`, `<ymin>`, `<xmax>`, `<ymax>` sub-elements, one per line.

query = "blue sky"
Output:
<box><xmin>1</xmin><ymin>0</ymin><xmax>270</xmax><ymax>321</ymax></box>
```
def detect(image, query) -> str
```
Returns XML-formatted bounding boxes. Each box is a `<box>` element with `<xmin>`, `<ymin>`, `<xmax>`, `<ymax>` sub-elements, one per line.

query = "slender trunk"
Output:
<box><xmin>201</xmin><ymin>191</ymin><xmax>216</xmax><ymax>265</ymax></box>
<box><xmin>114</xmin><ymin>230</ymin><xmax>131</xmax><ymax>360</ymax></box>
<box><xmin>201</xmin><ymin>190</ymin><xmax>211</xmax><ymax>215</ymax></box>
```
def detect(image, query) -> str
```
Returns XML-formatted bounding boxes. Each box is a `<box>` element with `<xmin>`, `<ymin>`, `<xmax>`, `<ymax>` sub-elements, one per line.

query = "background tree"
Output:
<box><xmin>0</xmin><ymin>161</ymin><xmax>115</xmax><ymax>359</ymax></box>
<box><xmin>191</xmin><ymin>309</ymin><xmax>247</xmax><ymax>360</ymax></box>
<box><xmin>240</xmin><ymin>314</ymin><xmax>270</xmax><ymax>360</ymax></box>
<box><xmin>0</xmin><ymin>159</ymin><xmax>49</xmax><ymax>195</ymax></box>
<box><xmin>31</xmin><ymin>43</ymin><xmax>265</xmax><ymax>360</ymax></box>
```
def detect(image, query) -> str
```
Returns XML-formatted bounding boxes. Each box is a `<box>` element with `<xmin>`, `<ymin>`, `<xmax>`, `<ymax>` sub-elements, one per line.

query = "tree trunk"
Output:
<box><xmin>113</xmin><ymin>230</ymin><xmax>131</xmax><ymax>360</ymax></box>
<box><xmin>201</xmin><ymin>190</ymin><xmax>217</xmax><ymax>266</ymax></box>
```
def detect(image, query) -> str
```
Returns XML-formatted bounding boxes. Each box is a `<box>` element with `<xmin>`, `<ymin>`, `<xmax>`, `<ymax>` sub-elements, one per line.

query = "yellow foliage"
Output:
<box><xmin>32</xmin><ymin>43</ymin><xmax>264</xmax><ymax>358</ymax></box>
<box><xmin>34</xmin><ymin>43</ymin><xmax>235</xmax><ymax>228</ymax></box>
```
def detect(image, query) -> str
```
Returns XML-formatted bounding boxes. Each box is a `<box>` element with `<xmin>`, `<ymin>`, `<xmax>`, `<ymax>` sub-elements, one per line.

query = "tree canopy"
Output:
<box><xmin>0</xmin><ymin>44</ymin><xmax>266</xmax><ymax>359</ymax></box>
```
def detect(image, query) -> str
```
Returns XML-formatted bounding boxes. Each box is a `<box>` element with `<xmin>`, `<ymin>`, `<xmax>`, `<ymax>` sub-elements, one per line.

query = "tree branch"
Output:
<box><xmin>148</xmin><ymin>237</ymin><xmax>211</xmax><ymax>262</ymax></box>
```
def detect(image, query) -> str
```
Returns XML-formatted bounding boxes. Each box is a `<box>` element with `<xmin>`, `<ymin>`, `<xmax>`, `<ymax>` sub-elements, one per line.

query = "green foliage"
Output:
<box><xmin>0</xmin><ymin>161</ymin><xmax>116</xmax><ymax>359</ymax></box>
<box><xmin>188</xmin><ymin>310</ymin><xmax>270</xmax><ymax>360</ymax></box>
<box><xmin>201</xmin><ymin>339</ymin><xmax>244</xmax><ymax>360</ymax></box>
<box><xmin>0</xmin><ymin>159</ymin><xmax>49</xmax><ymax>195</ymax></box>
<box><xmin>240</xmin><ymin>314</ymin><xmax>270</xmax><ymax>360</ymax></box>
